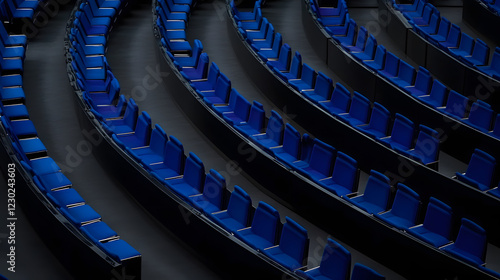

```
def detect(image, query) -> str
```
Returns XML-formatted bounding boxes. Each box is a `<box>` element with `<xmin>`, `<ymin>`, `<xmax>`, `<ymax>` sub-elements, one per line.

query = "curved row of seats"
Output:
<box><xmin>310</xmin><ymin>0</ymin><xmax>500</xmax><ymax>142</ymax></box>
<box><xmin>0</xmin><ymin>0</ymin><xmax>39</xmax><ymax>23</ymax></box>
<box><xmin>393</xmin><ymin>0</ymin><xmax>500</xmax><ymax>80</ymax></box>
<box><xmin>68</xmin><ymin>0</ymin><xmax>391</xmax><ymax>277</ymax></box>
<box><xmin>230</xmin><ymin>0</ymin><xmax>443</xmax><ymax>169</ymax></box>
<box><xmin>157</xmin><ymin>2</ymin><xmax>500</xmax><ymax>277</ymax></box>
<box><xmin>0</xmin><ymin>8</ymin><xmax>141</xmax><ymax>269</ymax></box>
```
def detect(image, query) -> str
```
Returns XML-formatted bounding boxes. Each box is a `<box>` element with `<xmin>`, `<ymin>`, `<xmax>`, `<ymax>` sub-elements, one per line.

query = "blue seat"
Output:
<box><xmin>302</xmin><ymin>72</ymin><xmax>333</xmax><ymax>103</ymax></box>
<box><xmin>0</xmin><ymin>101</ymin><xmax>28</xmax><ymax>119</ymax></box>
<box><xmin>0</xmin><ymin>22</ymin><xmax>27</xmax><ymax>47</ymax></box>
<box><xmin>88</xmin><ymin>95</ymin><xmax>126</xmax><ymax>121</ymax></box>
<box><xmin>352</xmin><ymin>34</ymin><xmax>377</xmax><ymax>61</ymax></box>
<box><xmin>427</xmin><ymin>17</ymin><xmax>450</xmax><ymax>45</ymax></box>
<box><xmin>455</xmin><ymin>148</ymin><xmax>496</xmax><ymax>191</ymax></box>
<box><xmin>414</xmin><ymin>13</ymin><xmax>439</xmax><ymax>37</ymax></box>
<box><xmin>318</xmin><ymin>82</ymin><xmax>351</xmax><ymax>116</ymax></box>
<box><xmin>490</xmin><ymin>114</ymin><xmax>500</xmax><ymax>139</ymax></box>
<box><xmin>351</xmin><ymin>263</ymin><xmax>385</xmax><ymax>280</ymax></box>
<box><xmin>319</xmin><ymin>152</ymin><xmax>358</xmax><ymax>197</ymax></box>
<box><xmin>88</xmin><ymin>0</ymin><xmax>119</xmax><ymax>17</ymax></box>
<box><xmin>409</xmin><ymin>4</ymin><xmax>433</xmax><ymax>26</ymax></box>
<box><xmin>238</xmin><ymin>8</ymin><xmax>263</xmax><ymax>30</ymax></box>
<box><xmin>403</xmin><ymin>0</ymin><xmax>427</xmax><ymax>17</ymax></box>
<box><xmin>380</xmin><ymin>113</ymin><xmax>415</xmax><ymax>152</ymax></box>
<box><xmin>271</xmin><ymin>123</ymin><xmax>302</xmax><ymax>166</ymax></box>
<box><xmin>477</xmin><ymin>47</ymin><xmax>500</xmax><ymax>78</ymax></box>
<box><xmin>449</xmin><ymin>33</ymin><xmax>474</xmax><ymax>58</ymax></box>
<box><xmin>294</xmin><ymin>138</ymin><xmax>336</xmax><ymax>181</ymax></box>
<box><xmin>157</xmin><ymin>0</ymin><xmax>188</xmax><ymax>21</ymax></box>
<box><xmin>273</xmin><ymin>51</ymin><xmax>302</xmax><ymax>81</ymax></box>
<box><xmin>342</xmin><ymin>26</ymin><xmax>368</xmax><ymax>53</ymax></box>
<box><xmin>289</xmin><ymin>63</ymin><xmax>317</xmax><ymax>92</ymax></box>
<box><xmin>234</xmin><ymin>201</ymin><xmax>280</xmax><ymax>250</ymax></box>
<box><xmin>180</xmin><ymin>52</ymin><xmax>209</xmax><ymax>81</ymax></box>
<box><xmin>357</xmin><ymin>102</ymin><xmax>390</xmax><ymax>139</ymax></box>
<box><xmin>113</xmin><ymin>112</ymin><xmax>152</xmax><ymax>149</ymax></box>
<box><xmin>257</xmin><ymin>33</ymin><xmax>283</xmax><ymax>62</ymax></box>
<box><xmin>232</xmin><ymin>0</ymin><xmax>261</xmax><ymax>21</ymax></box>
<box><xmin>391</xmin><ymin>60</ymin><xmax>416</xmax><ymax>88</ymax></box>
<box><xmin>317</xmin><ymin>3</ymin><xmax>348</xmax><ymax>25</ymax></box>
<box><xmin>234</xmin><ymin>101</ymin><xmax>265</xmax><ymax>137</ymax></box>
<box><xmin>189</xmin><ymin>169</ymin><xmax>226</xmax><ymax>214</ymax></box>
<box><xmin>439</xmin><ymin>24</ymin><xmax>461</xmax><ymax>50</ymax></box>
<box><xmin>464</xmin><ymin>100</ymin><xmax>494</xmax><ymax>133</ymax></box>
<box><xmin>164</xmin><ymin>152</ymin><xmax>206</xmax><ymax>200</ymax></box>
<box><xmin>338</xmin><ymin>91</ymin><xmax>371</xmax><ymax>127</ymax></box>
<box><xmin>190</xmin><ymin>62</ymin><xmax>220</xmax><ymax>91</ymax></box>
<box><xmin>442</xmin><ymin>218</ymin><xmax>487</xmax><ymax>266</ymax></box>
<box><xmin>159</xmin><ymin>34</ymin><xmax>192</xmax><ymax>55</ymax></box>
<box><xmin>174</xmin><ymin>39</ymin><xmax>203</xmax><ymax>68</ymax></box>
<box><xmin>97</xmin><ymin>239</ymin><xmax>141</xmax><ymax>262</ymax></box>
<box><xmin>344</xmin><ymin>170</ymin><xmax>391</xmax><ymax>214</ymax></box>
<box><xmin>165</xmin><ymin>0</ymin><xmax>190</xmax><ymax>13</ymax></box>
<box><xmin>245</xmin><ymin>19</ymin><xmax>272</xmax><ymax>46</ymax></box>
<box><xmin>211</xmin><ymin>185</ymin><xmax>251</xmax><ymax>233</ymax></box>
<box><xmin>408</xmin><ymin>197</ymin><xmax>453</xmax><ymax>247</ymax></box>
<box><xmin>332</xmin><ymin>19</ymin><xmax>357</xmax><ymax>46</ymax></box>
<box><xmin>396</xmin><ymin>0</ymin><xmax>426</xmax><ymax>12</ymax></box>
<box><xmin>221</xmin><ymin>90</ymin><xmax>252</xmax><ymax>126</ymax></box>
<box><xmin>267</xmin><ymin>43</ymin><xmax>292</xmax><ymax>72</ymax></box>
<box><xmin>148</xmin><ymin>137</ymin><xmax>185</xmax><ymax>181</ymax></box>
<box><xmin>441</xmin><ymin>90</ymin><xmax>468</xmax><ymax>119</ymax></box>
<box><xmin>127</xmin><ymin>124</ymin><xmax>168</xmax><ymax>161</ymax></box>
<box><xmin>378</xmin><ymin>51</ymin><xmax>400</xmax><ymax>79</ymax></box>
<box><xmin>461</xmin><ymin>39</ymin><xmax>489</xmax><ymax>67</ymax></box>
<box><xmin>245</xmin><ymin>18</ymin><xmax>269</xmax><ymax>41</ymax></box>
<box><xmin>296</xmin><ymin>238</ymin><xmax>351</xmax><ymax>280</ymax></box>
<box><xmin>46</xmin><ymin>188</ymin><xmax>85</xmax><ymax>208</ymax></box>
<box><xmin>200</xmin><ymin>73</ymin><xmax>231</xmax><ymax>105</ymax></box>
<box><xmin>364</xmin><ymin>45</ymin><xmax>386</xmax><ymax>71</ymax></box>
<box><xmin>263</xmin><ymin>217</ymin><xmax>308</xmax><ymax>271</ymax></box>
<box><xmin>399</xmin><ymin>125</ymin><xmax>440</xmax><ymax>166</ymax></box>
<box><xmin>60</xmin><ymin>204</ymin><xmax>101</xmax><ymax>226</ymax></box>
<box><xmin>375</xmin><ymin>183</ymin><xmax>420</xmax><ymax>230</ymax></box>
<box><xmin>418</xmin><ymin>79</ymin><xmax>448</xmax><ymax>107</ymax></box>
<box><xmin>104</xmin><ymin>98</ymin><xmax>139</xmax><ymax>134</ymax></box>
<box><xmin>34</xmin><ymin>173</ymin><xmax>72</xmax><ymax>192</ymax></box>
<box><xmin>250</xmin><ymin>110</ymin><xmax>284</xmax><ymax>151</ymax></box>
<box><xmin>324</xmin><ymin>13</ymin><xmax>351</xmax><ymax>35</ymax></box>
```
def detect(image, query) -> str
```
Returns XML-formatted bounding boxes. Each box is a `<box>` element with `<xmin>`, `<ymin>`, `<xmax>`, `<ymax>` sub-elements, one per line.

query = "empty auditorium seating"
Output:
<box><xmin>380</xmin><ymin>113</ymin><xmax>415</xmax><ymax>152</ymax></box>
<box><xmin>189</xmin><ymin>169</ymin><xmax>226</xmax><ymax>214</ymax></box>
<box><xmin>463</xmin><ymin>100</ymin><xmax>495</xmax><ymax>133</ymax></box>
<box><xmin>344</xmin><ymin>170</ymin><xmax>391</xmax><ymax>214</ymax></box>
<box><xmin>455</xmin><ymin>149</ymin><xmax>497</xmax><ymax>191</ymax></box>
<box><xmin>407</xmin><ymin>197</ymin><xmax>452</xmax><ymax>247</ymax></box>
<box><xmin>235</xmin><ymin>201</ymin><xmax>280</xmax><ymax>250</ymax></box>
<box><xmin>442</xmin><ymin>218</ymin><xmax>487</xmax><ymax>266</ymax></box>
<box><xmin>337</xmin><ymin>91</ymin><xmax>371</xmax><ymax>127</ymax></box>
<box><xmin>318</xmin><ymin>82</ymin><xmax>351</xmax><ymax>115</ymax></box>
<box><xmin>271</xmin><ymin>123</ymin><xmax>302</xmax><ymax>166</ymax></box>
<box><xmin>318</xmin><ymin>151</ymin><xmax>358</xmax><ymax>197</ymax></box>
<box><xmin>250</xmin><ymin>110</ymin><xmax>284</xmax><ymax>151</ymax></box>
<box><xmin>356</xmin><ymin>102</ymin><xmax>390</xmax><ymax>139</ymax></box>
<box><xmin>211</xmin><ymin>185</ymin><xmax>251</xmax><ymax>233</ymax></box>
<box><xmin>375</xmin><ymin>183</ymin><xmax>421</xmax><ymax>230</ymax></box>
<box><xmin>418</xmin><ymin>79</ymin><xmax>448</xmax><ymax>107</ymax></box>
<box><xmin>294</xmin><ymin>138</ymin><xmax>336</xmax><ymax>181</ymax></box>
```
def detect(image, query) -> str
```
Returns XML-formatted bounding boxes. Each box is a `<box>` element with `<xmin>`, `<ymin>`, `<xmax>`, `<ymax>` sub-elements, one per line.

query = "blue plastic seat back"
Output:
<box><xmin>465</xmin><ymin>148</ymin><xmax>497</xmax><ymax>188</ymax></box>
<box><xmin>227</xmin><ymin>186</ymin><xmax>252</xmax><ymax>226</ymax></box>
<box><xmin>250</xmin><ymin>202</ymin><xmax>280</xmax><ymax>244</ymax></box>
<box><xmin>276</xmin><ymin>43</ymin><xmax>292</xmax><ymax>70</ymax></box>
<box><xmin>314</xmin><ymin>72</ymin><xmax>333</xmax><ymax>100</ymax></box>
<box><xmin>183</xmin><ymin>152</ymin><xmax>206</xmax><ymax>192</ymax></box>
<box><xmin>122</xmin><ymin>99</ymin><xmax>139</xmax><ymax>130</ymax></box>
<box><xmin>413</xmin><ymin>125</ymin><xmax>439</xmax><ymax>163</ymax></box>
<box><xmin>149</xmin><ymin>125</ymin><xmax>168</xmax><ymax>155</ymax></box>
<box><xmin>370</xmin><ymin>45</ymin><xmax>386</xmax><ymax>69</ymax></box>
<box><xmin>444</xmin><ymin>24</ymin><xmax>461</xmax><ymax>47</ymax></box>
<box><xmin>282</xmin><ymin>123</ymin><xmax>301</xmax><ymax>159</ymax></box>
<box><xmin>383</xmin><ymin>52</ymin><xmax>400</xmax><ymax>77</ymax></box>
<box><xmin>468</xmin><ymin>100</ymin><xmax>494</xmax><ymax>131</ymax></box>
<box><xmin>265</xmin><ymin>110</ymin><xmax>284</xmax><ymax>144</ymax></box>
<box><xmin>368</xmin><ymin>102</ymin><xmax>390</xmax><ymax>135</ymax></box>
<box><xmin>354</xmin><ymin>26</ymin><xmax>368</xmax><ymax>50</ymax></box>
<box><xmin>453</xmin><ymin>218</ymin><xmax>487</xmax><ymax>263</ymax></box>
<box><xmin>269</xmin><ymin>33</ymin><xmax>283</xmax><ymax>56</ymax></box>
<box><xmin>390</xmin><ymin>183</ymin><xmax>420</xmax><ymax>223</ymax></box>
<box><xmin>201</xmin><ymin>169</ymin><xmax>226</xmax><ymax>209</ymax></box>
<box><xmin>351</xmin><ymin>263</ymin><xmax>386</xmax><ymax>280</ymax></box>
<box><xmin>331</xmin><ymin>152</ymin><xmax>358</xmax><ymax>193</ymax></box>
<box><xmin>490</xmin><ymin>48</ymin><xmax>500</xmax><ymax>73</ymax></box>
<box><xmin>364</xmin><ymin>170</ymin><xmax>391</xmax><ymax>211</ymax></box>
<box><xmin>247</xmin><ymin>101</ymin><xmax>265</xmax><ymax>132</ymax></box>
<box><xmin>279</xmin><ymin>217</ymin><xmax>308</xmax><ymax>266</ymax></box>
<box><xmin>436</xmin><ymin>17</ymin><xmax>451</xmax><ymax>38</ymax></box>
<box><xmin>444</xmin><ymin>90</ymin><xmax>468</xmax><ymax>118</ymax></box>
<box><xmin>471</xmin><ymin>39</ymin><xmax>490</xmax><ymax>66</ymax></box>
<box><xmin>308</xmin><ymin>139</ymin><xmax>337</xmax><ymax>176</ymax></box>
<box><xmin>318</xmin><ymin>238</ymin><xmax>351</xmax><ymax>279</ymax></box>
<box><xmin>428</xmin><ymin>79</ymin><xmax>448</xmax><ymax>106</ymax></box>
<box><xmin>457</xmin><ymin>33</ymin><xmax>475</xmax><ymax>55</ymax></box>
<box><xmin>301</xmin><ymin>63</ymin><xmax>317</xmax><ymax>89</ymax></box>
<box><xmin>349</xmin><ymin>92</ymin><xmax>371</xmax><ymax>124</ymax></box>
<box><xmin>289</xmin><ymin>52</ymin><xmax>302</xmax><ymax>79</ymax></box>
<box><xmin>214</xmin><ymin>74</ymin><xmax>232</xmax><ymax>103</ymax></box>
<box><xmin>134</xmin><ymin>112</ymin><xmax>152</xmax><ymax>144</ymax></box>
<box><xmin>397</xmin><ymin>60</ymin><xmax>416</xmax><ymax>85</ymax></box>
<box><xmin>361</xmin><ymin>34</ymin><xmax>377</xmax><ymax>58</ymax></box>
<box><xmin>422</xmin><ymin>197</ymin><xmax>453</xmax><ymax>240</ymax></box>
<box><xmin>206</xmin><ymin>62</ymin><xmax>221</xmax><ymax>86</ymax></box>
<box><xmin>389</xmin><ymin>113</ymin><xmax>415</xmax><ymax>148</ymax></box>
<box><xmin>163</xmin><ymin>136</ymin><xmax>185</xmax><ymax>174</ymax></box>
<box><xmin>345</xmin><ymin>18</ymin><xmax>357</xmax><ymax>40</ymax></box>
<box><xmin>330</xmin><ymin>83</ymin><xmax>351</xmax><ymax>112</ymax></box>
